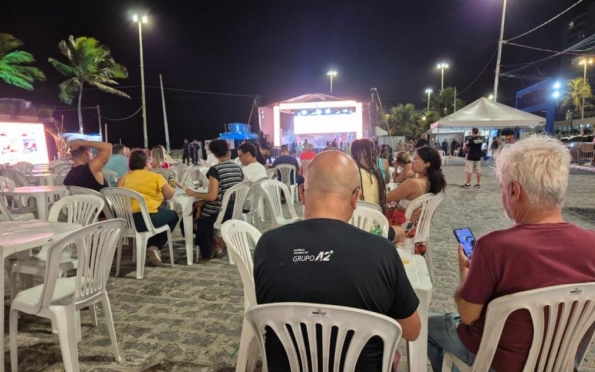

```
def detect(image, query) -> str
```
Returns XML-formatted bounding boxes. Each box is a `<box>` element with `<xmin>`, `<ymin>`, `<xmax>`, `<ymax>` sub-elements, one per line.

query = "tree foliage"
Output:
<box><xmin>49</xmin><ymin>35</ymin><xmax>130</xmax><ymax>133</ymax></box>
<box><xmin>0</xmin><ymin>33</ymin><xmax>46</xmax><ymax>90</ymax></box>
<box><xmin>561</xmin><ymin>77</ymin><xmax>593</xmax><ymax>114</ymax></box>
<box><xmin>430</xmin><ymin>87</ymin><xmax>466</xmax><ymax>118</ymax></box>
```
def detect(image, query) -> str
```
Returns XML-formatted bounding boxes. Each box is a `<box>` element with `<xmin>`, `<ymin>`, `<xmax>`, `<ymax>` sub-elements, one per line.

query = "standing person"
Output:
<box><xmin>450</xmin><ymin>138</ymin><xmax>458</xmax><ymax>156</ymax></box>
<box><xmin>345</xmin><ymin>141</ymin><xmax>351</xmax><ymax>156</ymax></box>
<box><xmin>184</xmin><ymin>140</ymin><xmax>243</xmax><ymax>259</ymax></box>
<box><xmin>182</xmin><ymin>139</ymin><xmax>191</xmax><ymax>165</ymax></box>
<box><xmin>254</xmin><ymin>151</ymin><xmax>421</xmax><ymax>370</ymax></box>
<box><xmin>415</xmin><ymin>133</ymin><xmax>430</xmax><ymax>148</ymax></box>
<box><xmin>119</xmin><ymin>149</ymin><xmax>178</xmax><ymax>266</ymax></box>
<box><xmin>64</xmin><ymin>140</ymin><xmax>111</xmax><ymax>192</ymax></box>
<box><xmin>441</xmin><ymin>139</ymin><xmax>449</xmax><ymax>154</ymax></box>
<box><xmin>252</xmin><ymin>142</ymin><xmax>267</xmax><ymax>166</ymax></box>
<box><xmin>428</xmin><ymin>136</ymin><xmax>595</xmax><ymax>372</ymax></box>
<box><xmin>104</xmin><ymin>143</ymin><xmax>129</xmax><ymax>178</ymax></box>
<box><xmin>461</xmin><ymin>128</ymin><xmax>485</xmax><ymax>189</ymax></box>
<box><xmin>303</xmin><ymin>139</ymin><xmax>309</xmax><ymax>152</ymax></box>
<box><xmin>299</xmin><ymin>143</ymin><xmax>316</xmax><ymax>162</ymax></box>
<box><xmin>191</xmin><ymin>139</ymin><xmax>202</xmax><ymax>165</ymax></box>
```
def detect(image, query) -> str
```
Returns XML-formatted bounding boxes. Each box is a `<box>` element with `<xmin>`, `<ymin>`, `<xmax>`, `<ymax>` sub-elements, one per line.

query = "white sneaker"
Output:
<box><xmin>148</xmin><ymin>246</ymin><xmax>162</xmax><ymax>266</ymax></box>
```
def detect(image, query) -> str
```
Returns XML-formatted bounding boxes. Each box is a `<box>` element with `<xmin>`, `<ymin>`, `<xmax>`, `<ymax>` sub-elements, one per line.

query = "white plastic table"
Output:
<box><xmin>27</xmin><ymin>173</ymin><xmax>56</xmax><ymax>186</ymax></box>
<box><xmin>401</xmin><ymin>252</ymin><xmax>433</xmax><ymax>372</ymax></box>
<box><xmin>0</xmin><ymin>186</ymin><xmax>66</xmax><ymax>220</ymax></box>
<box><xmin>169</xmin><ymin>188</ymin><xmax>205</xmax><ymax>265</ymax></box>
<box><xmin>0</xmin><ymin>220</ymin><xmax>81</xmax><ymax>372</ymax></box>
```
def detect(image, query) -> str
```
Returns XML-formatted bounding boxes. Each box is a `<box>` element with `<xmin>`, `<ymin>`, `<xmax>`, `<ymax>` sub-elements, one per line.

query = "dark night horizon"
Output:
<box><xmin>0</xmin><ymin>0</ymin><xmax>586</xmax><ymax>148</ymax></box>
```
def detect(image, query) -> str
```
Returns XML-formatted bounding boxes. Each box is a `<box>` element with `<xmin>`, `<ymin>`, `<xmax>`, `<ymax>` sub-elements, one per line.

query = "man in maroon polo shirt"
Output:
<box><xmin>428</xmin><ymin>135</ymin><xmax>595</xmax><ymax>372</ymax></box>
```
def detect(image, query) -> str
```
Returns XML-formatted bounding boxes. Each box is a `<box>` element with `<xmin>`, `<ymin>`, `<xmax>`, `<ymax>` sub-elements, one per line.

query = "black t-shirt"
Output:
<box><xmin>254</xmin><ymin>219</ymin><xmax>419</xmax><ymax>371</ymax></box>
<box><xmin>415</xmin><ymin>138</ymin><xmax>430</xmax><ymax>148</ymax></box>
<box><xmin>63</xmin><ymin>163</ymin><xmax>107</xmax><ymax>192</ymax></box>
<box><xmin>465</xmin><ymin>136</ymin><xmax>485</xmax><ymax>161</ymax></box>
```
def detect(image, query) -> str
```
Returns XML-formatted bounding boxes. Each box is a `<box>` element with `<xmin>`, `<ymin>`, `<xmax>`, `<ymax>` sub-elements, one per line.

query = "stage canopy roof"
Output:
<box><xmin>430</xmin><ymin>97</ymin><xmax>546</xmax><ymax>131</ymax></box>
<box><xmin>263</xmin><ymin>93</ymin><xmax>355</xmax><ymax>107</ymax></box>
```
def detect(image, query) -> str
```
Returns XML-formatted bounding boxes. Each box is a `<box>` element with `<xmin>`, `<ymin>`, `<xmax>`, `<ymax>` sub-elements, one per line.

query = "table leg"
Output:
<box><xmin>36</xmin><ymin>194</ymin><xmax>48</xmax><ymax>220</ymax></box>
<box><xmin>408</xmin><ymin>289</ymin><xmax>429</xmax><ymax>372</ymax></box>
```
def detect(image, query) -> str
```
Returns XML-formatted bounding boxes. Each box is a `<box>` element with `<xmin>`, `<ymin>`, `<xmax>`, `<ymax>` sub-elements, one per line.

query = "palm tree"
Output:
<box><xmin>387</xmin><ymin>103</ymin><xmax>424</xmax><ymax>139</ymax></box>
<box><xmin>0</xmin><ymin>33</ymin><xmax>45</xmax><ymax>90</ymax></box>
<box><xmin>430</xmin><ymin>87</ymin><xmax>466</xmax><ymax>118</ymax></box>
<box><xmin>561</xmin><ymin>77</ymin><xmax>593</xmax><ymax>116</ymax></box>
<box><xmin>49</xmin><ymin>36</ymin><xmax>130</xmax><ymax>133</ymax></box>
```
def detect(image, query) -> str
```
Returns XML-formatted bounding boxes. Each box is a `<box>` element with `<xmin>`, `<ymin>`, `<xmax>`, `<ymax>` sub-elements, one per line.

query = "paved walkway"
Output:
<box><xmin>11</xmin><ymin>159</ymin><xmax>595</xmax><ymax>371</ymax></box>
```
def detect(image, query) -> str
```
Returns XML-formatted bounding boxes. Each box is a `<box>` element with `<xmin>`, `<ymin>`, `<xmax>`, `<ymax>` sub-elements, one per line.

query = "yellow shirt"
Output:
<box><xmin>359</xmin><ymin>168</ymin><xmax>380</xmax><ymax>205</ymax></box>
<box><xmin>119</xmin><ymin>170</ymin><xmax>167</xmax><ymax>213</ymax></box>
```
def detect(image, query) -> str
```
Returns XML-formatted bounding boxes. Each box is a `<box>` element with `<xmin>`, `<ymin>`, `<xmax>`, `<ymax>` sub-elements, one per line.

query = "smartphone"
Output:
<box><xmin>453</xmin><ymin>228</ymin><xmax>476</xmax><ymax>259</ymax></box>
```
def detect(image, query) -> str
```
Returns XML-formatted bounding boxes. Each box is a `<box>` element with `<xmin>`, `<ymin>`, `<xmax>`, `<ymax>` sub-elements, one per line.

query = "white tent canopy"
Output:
<box><xmin>430</xmin><ymin>97</ymin><xmax>546</xmax><ymax>131</ymax></box>
<box><xmin>375</xmin><ymin>126</ymin><xmax>389</xmax><ymax>136</ymax></box>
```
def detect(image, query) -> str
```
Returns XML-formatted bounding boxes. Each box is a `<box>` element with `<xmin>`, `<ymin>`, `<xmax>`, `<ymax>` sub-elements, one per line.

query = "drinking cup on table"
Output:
<box><xmin>396</xmin><ymin>248</ymin><xmax>412</xmax><ymax>265</ymax></box>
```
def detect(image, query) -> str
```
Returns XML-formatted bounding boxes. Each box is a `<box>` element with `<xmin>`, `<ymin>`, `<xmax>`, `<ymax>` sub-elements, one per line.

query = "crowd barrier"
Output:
<box><xmin>570</xmin><ymin>142</ymin><xmax>595</xmax><ymax>165</ymax></box>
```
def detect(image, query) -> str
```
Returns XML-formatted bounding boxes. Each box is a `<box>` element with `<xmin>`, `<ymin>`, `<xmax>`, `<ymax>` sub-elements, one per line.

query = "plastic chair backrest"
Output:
<box><xmin>102</xmin><ymin>169</ymin><xmax>119</xmax><ymax>187</ymax></box>
<box><xmin>350</xmin><ymin>207</ymin><xmax>389</xmax><ymax>238</ymax></box>
<box><xmin>275</xmin><ymin>164</ymin><xmax>296</xmax><ymax>185</ymax></box>
<box><xmin>246</xmin><ymin>177</ymin><xmax>268</xmax><ymax>217</ymax></box>
<box><xmin>51</xmin><ymin>163</ymin><xmax>72</xmax><ymax>175</ymax></box>
<box><xmin>1</xmin><ymin>168</ymin><xmax>29</xmax><ymax>187</ymax></box>
<box><xmin>246</xmin><ymin>302</ymin><xmax>403</xmax><ymax>372</ymax></box>
<box><xmin>48</xmin><ymin>195</ymin><xmax>104</xmax><ymax>226</ymax></box>
<box><xmin>172</xmin><ymin>163</ymin><xmax>188</xmax><ymax>181</ymax></box>
<box><xmin>101</xmin><ymin>187</ymin><xmax>154</xmax><ymax>234</ymax></box>
<box><xmin>0</xmin><ymin>176</ymin><xmax>15</xmax><ymax>206</ymax></box>
<box><xmin>35</xmin><ymin>219</ymin><xmax>125</xmax><ymax>313</ymax></box>
<box><xmin>464</xmin><ymin>283</ymin><xmax>595</xmax><ymax>372</ymax></box>
<box><xmin>68</xmin><ymin>186</ymin><xmax>114</xmax><ymax>219</ymax></box>
<box><xmin>259</xmin><ymin>179</ymin><xmax>298</xmax><ymax>224</ymax></box>
<box><xmin>16</xmin><ymin>162</ymin><xmax>34</xmax><ymax>170</ymax></box>
<box><xmin>0</xmin><ymin>197</ymin><xmax>14</xmax><ymax>221</ymax></box>
<box><xmin>182</xmin><ymin>165</ymin><xmax>209</xmax><ymax>187</ymax></box>
<box><xmin>214</xmin><ymin>181</ymin><xmax>252</xmax><ymax>229</ymax></box>
<box><xmin>356</xmin><ymin>200</ymin><xmax>382</xmax><ymax>213</ymax></box>
<box><xmin>151</xmin><ymin>167</ymin><xmax>176</xmax><ymax>180</ymax></box>
<box><xmin>403</xmin><ymin>193</ymin><xmax>443</xmax><ymax>243</ymax></box>
<box><xmin>220</xmin><ymin>220</ymin><xmax>260</xmax><ymax>308</ymax></box>
<box><xmin>266</xmin><ymin>168</ymin><xmax>276</xmax><ymax>179</ymax></box>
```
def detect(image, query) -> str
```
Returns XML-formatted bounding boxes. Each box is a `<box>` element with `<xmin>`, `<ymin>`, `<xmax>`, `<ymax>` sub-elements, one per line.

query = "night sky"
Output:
<box><xmin>0</xmin><ymin>0</ymin><xmax>586</xmax><ymax>148</ymax></box>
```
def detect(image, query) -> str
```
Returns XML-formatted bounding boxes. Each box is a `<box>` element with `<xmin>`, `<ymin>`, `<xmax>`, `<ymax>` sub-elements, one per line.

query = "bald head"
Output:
<box><xmin>305</xmin><ymin>151</ymin><xmax>360</xmax><ymax>198</ymax></box>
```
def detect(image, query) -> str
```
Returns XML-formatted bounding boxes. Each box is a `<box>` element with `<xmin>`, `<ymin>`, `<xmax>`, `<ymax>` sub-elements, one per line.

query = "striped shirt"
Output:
<box><xmin>201</xmin><ymin>160</ymin><xmax>244</xmax><ymax>218</ymax></box>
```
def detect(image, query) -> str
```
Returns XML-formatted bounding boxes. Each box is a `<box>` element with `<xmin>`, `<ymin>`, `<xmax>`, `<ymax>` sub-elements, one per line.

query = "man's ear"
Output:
<box><xmin>352</xmin><ymin>189</ymin><xmax>361</xmax><ymax>209</ymax></box>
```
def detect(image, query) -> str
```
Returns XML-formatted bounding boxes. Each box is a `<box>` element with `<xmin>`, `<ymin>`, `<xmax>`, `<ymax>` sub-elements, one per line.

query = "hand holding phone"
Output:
<box><xmin>453</xmin><ymin>228</ymin><xmax>476</xmax><ymax>259</ymax></box>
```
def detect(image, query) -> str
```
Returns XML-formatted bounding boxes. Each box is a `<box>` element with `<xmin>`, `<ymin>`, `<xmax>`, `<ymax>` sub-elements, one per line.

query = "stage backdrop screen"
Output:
<box><xmin>0</xmin><ymin>122</ymin><xmax>49</xmax><ymax>165</ymax></box>
<box><xmin>294</xmin><ymin>113</ymin><xmax>360</xmax><ymax>135</ymax></box>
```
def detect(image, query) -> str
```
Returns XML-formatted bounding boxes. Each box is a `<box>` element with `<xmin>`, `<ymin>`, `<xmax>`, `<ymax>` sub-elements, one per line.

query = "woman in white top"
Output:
<box><xmin>351</xmin><ymin>139</ymin><xmax>386</xmax><ymax>211</ymax></box>
<box><xmin>386</xmin><ymin>146</ymin><xmax>446</xmax><ymax>244</ymax></box>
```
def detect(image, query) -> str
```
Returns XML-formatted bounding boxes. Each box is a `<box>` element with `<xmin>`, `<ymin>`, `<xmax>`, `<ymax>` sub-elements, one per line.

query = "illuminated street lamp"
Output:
<box><xmin>425</xmin><ymin>88</ymin><xmax>433</xmax><ymax>110</ymax></box>
<box><xmin>132</xmin><ymin>13</ymin><xmax>149</xmax><ymax>148</ymax></box>
<box><xmin>436</xmin><ymin>63</ymin><xmax>449</xmax><ymax>91</ymax></box>
<box><xmin>487</xmin><ymin>94</ymin><xmax>494</xmax><ymax>100</ymax></box>
<box><xmin>578</xmin><ymin>58</ymin><xmax>593</xmax><ymax>123</ymax></box>
<box><xmin>327</xmin><ymin>71</ymin><xmax>337</xmax><ymax>93</ymax></box>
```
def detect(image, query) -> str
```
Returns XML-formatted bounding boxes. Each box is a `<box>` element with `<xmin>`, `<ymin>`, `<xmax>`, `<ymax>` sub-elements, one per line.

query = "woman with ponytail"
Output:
<box><xmin>350</xmin><ymin>139</ymin><xmax>387</xmax><ymax>212</ymax></box>
<box><xmin>386</xmin><ymin>146</ymin><xmax>446</xmax><ymax>244</ymax></box>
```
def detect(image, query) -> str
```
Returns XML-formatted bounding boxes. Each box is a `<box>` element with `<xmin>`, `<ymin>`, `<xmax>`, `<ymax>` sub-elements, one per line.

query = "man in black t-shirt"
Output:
<box><xmin>415</xmin><ymin>133</ymin><xmax>430</xmax><ymax>148</ymax></box>
<box><xmin>254</xmin><ymin>151</ymin><xmax>421</xmax><ymax>371</ymax></box>
<box><xmin>64</xmin><ymin>139</ymin><xmax>111</xmax><ymax>192</ymax></box>
<box><xmin>461</xmin><ymin>127</ymin><xmax>485</xmax><ymax>189</ymax></box>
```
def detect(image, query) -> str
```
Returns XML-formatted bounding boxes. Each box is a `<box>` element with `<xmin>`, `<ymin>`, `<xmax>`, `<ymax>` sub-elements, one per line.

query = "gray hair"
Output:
<box><xmin>495</xmin><ymin>135</ymin><xmax>570</xmax><ymax>210</ymax></box>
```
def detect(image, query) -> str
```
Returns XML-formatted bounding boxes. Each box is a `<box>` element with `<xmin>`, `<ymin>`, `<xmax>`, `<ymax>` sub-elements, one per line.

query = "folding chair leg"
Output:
<box><xmin>166</xmin><ymin>230</ymin><xmax>175</xmax><ymax>267</ymax></box>
<box><xmin>89</xmin><ymin>304</ymin><xmax>98</xmax><ymax>327</ymax></box>
<box><xmin>136</xmin><ymin>237</ymin><xmax>146</xmax><ymax>280</ymax></box>
<box><xmin>101</xmin><ymin>294</ymin><xmax>121</xmax><ymax>362</ymax></box>
<box><xmin>55</xmin><ymin>309</ymin><xmax>80</xmax><ymax>372</ymax></box>
<box><xmin>9</xmin><ymin>309</ymin><xmax>19</xmax><ymax>372</ymax></box>
<box><xmin>115</xmin><ymin>239</ymin><xmax>122</xmax><ymax>277</ymax></box>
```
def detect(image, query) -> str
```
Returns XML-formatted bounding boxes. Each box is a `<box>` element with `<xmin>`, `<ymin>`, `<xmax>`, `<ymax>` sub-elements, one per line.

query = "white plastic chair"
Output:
<box><xmin>9</xmin><ymin>219</ymin><xmax>125</xmax><ymax>372</ymax></box>
<box><xmin>0</xmin><ymin>181</ymin><xmax>34</xmax><ymax>221</ymax></box>
<box><xmin>101</xmin><ymin>169</ymin><xmax>119</xmax><ymax>187</ymax></box>
<box><xmin>51</xmin><ymin>163</ymin><xmax>72</xmax><ymax>175</ymax></box>
<box><xmin>389</xmin><ymin>166</ymin><xmax>395</xmax><ymax>180</ymax></box>
<box><xmin>246</xmin><ymin>302</ymin><xmax>403</xmax><ymax>372</ymax></box>
<box><xmin>274</xmin><ymin>164</ymin><xmax>298</xmax><ymax>202</ymax></box>
<box><xmin>401</xmin><ymin>193</ymin><xmax>444</xmax><ymax>280</ymax></box>
<box><xmin>356</xmin><ymin>200</ymin><xmax>383</xmax><ymax>213</ymax></box>
<box><xmin>67</xmin><ymin>186</ymin><xmax>114</xmax><ymax>219</ymax></box>
<box><xmin>101</xmin><ymin>187</ymin><xmax>175</xmax><ymax>279</ymax></box>
<box><xmin>221</xmin><ymin>220</ymin><xmax>261</xmax><ymax>372</ymax></box>
<box><xmin>151</xmin><ymin>167</ymin><xmax>176</xmax><ymax>180</ymax></box>
<box><xmin>10</xmin><ymin>195</ymin><xmax>105</xmax><ymax>302</ymax></box>
<box><xmin>213</xmin><ymin>182</ymin><xmax>252</xmax><ymax>264</ymax></box>
<box><xmin>442</xmin><ymin>283</ymin><xmax>595</xmax><ymax>372</ymax></box>
<box><xmin>245</xmin><ymin>177</ymin><xmax>268</xmax><ymax>225</ymax></box>
<box><xmin>438</xmin><ymin>150</ymin><xmax>448</xmax><ymax>165</ymax></box>
<box><xmin>181</xmin><ymin>165</ymin><xmax>209</xmax><ymax>188</ymax></box>
<box><xmin>54</xmin><ymin>166</ymin><xmax>71</xmax><ymax>186</ymax></box>
<box><xmin>2</xmin><ymin>168</ymin><xmax>30</xmax><ymax>187</ymax></box>
<box><xmin>350</xmin><ymin>207</ymin><xmax>390</xmax><ymax>238</ymax></box>
<box><xmin>172</xmin><ymin>163</ymin><xmax>189</xmax><ymax>182</ymax></box>
<box><xmin>266</xmin><ymin>168</ymin><xmax>276</xmax><ymax>179</ymax></box>
<box><xmin>259</xmin><ymin>179</ymin><xmax>300</xmax><ymax>227</ymax></box>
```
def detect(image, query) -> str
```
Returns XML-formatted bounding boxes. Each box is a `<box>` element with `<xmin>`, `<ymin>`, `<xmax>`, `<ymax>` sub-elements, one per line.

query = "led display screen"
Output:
<box><xmin>294</xmin><ymin>113</ymin><xmax>360</xmax><ymax>135</ymax></box>
<box><xmin>0</xmin><ymin>122</ymin><xmax>49</xmax><ymax>164</ymax></box>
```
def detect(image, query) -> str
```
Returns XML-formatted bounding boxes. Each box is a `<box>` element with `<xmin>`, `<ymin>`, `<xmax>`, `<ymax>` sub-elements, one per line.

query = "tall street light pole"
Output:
<box><xmin>579</xmin><ymin>58</ymin><xmax>593</xmax><ymax>124</ymax></box>
<box><xmin>327</xmin><ymin>71</ymin><xmax>337</xmax><ymax>93</ymax></box>
<box><xmin>133</xmin><ymin>14</ymin><xmax>149</xmax><ymax>148</ymax></box>
<box><xmin>425</xmin><ymin>88</ymin><xmax>433</xmax><ymax>110</ymax></box>
<box><xmin>493</xmin><ymin>0</ymin><xmax>508</xmax><ymax>102</ymax></box>
<box><xmin>436</xmin><ymin>63</ymin><xmax>449</xmax><ymax>91</ymax></box>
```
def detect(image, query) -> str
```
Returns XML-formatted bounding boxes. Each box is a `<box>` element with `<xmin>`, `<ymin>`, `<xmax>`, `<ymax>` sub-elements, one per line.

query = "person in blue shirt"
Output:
<box><xmin>104</xmin><ymin>144</ymin><xmax>129</xmax><ymax>178</ymax></box>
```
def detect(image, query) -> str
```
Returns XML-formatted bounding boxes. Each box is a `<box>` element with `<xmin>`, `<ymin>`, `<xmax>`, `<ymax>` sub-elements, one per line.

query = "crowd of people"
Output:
<box><xmin>58</xmin><ymin>130</ymin><xmax>595</xmax><ymax>371</ymax></box>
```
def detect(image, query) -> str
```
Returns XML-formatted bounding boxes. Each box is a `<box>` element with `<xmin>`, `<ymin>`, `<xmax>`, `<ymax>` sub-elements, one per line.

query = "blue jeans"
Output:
<box><xmin>133</xmin><ymin>207</ymin><xmax>179</xmax><ymax>249</ymax></box>
<box><xmin>428</xmin><ymin>312</ymin><xmax>488</xmax><ymax>372</ymax></box>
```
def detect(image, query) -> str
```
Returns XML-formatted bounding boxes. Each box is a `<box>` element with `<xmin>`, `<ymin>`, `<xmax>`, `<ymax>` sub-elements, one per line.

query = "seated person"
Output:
<box><xmin>386</xmin><ymin>146</ymin><xmax>446</xmax><ymax>244</ymax></box>
<box><xmin>150</xmin><ymin>145</ymin><xmax>172</xmax><ymax>169</ymax></box>
<box><xmin>64</xmin><ymin>140</ymin><xmax>111</xmax><ymax>192</ymax></box>
<box><xmin>104</xmin><ymin>143</ymin><xmax>129</xmax><ymax>178</ymax></box>
<box><xmin>118</xmin><ymin>149</ymin><xmax>178</xmax><ymax>266</ymax></box>
<box><xmin>393</xmin><ymin>151</ymin><xmax>415</xmax><ymax>183</ymax></box>
<box><xmin>351</xmin><ymin>139</ymin><xmax>385</xmax><ymax>208</ymax></box>
<box><xmin>184</xmin><ymin>140</ymin><xmax>243</xmax><ymax>260</ymax></box>
<box><xmin>428</xmin><ymin>136</ymin><xmax>595</xmax><ymax>372</ymax></box>
<box><xmin>238</xmin><ymin>142</ymin><xmax>267</xmax><ymax>210</ymax></box>
<box><xmin>272</xmin><ymin>145</ymin><xmax>302</xmax><ymax>184</ymax></box>
<box><xmin>254</xmin><ymin>151</ymin><xmax>421</xmax><ymax>370</ymax></box>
